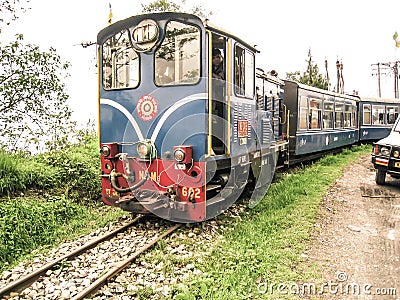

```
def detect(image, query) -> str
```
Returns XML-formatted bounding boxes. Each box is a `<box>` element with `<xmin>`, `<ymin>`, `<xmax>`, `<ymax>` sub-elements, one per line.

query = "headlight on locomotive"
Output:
<box><xmin>174</xmin><ymin>148</ymin><xmax>186</xmax><ymax>162</ymax></box>
<box><xmin>173</xmin><ymin>145</ymin><xmax>193</xmax><ymax>164</ymax></box>
<box><xmin>137</xmin><ymin>140</ymin><xmax>156</xmax><ymax>159</ymax></box>
<box><xmin>394</xmin><ymin>150</ymin><xmax>399</xmax><ymax>158</ymax></box>
<box><xmin>100</xmin><ymin>145</ymin><xmax>111</xmax><ymax>157</ymax></box>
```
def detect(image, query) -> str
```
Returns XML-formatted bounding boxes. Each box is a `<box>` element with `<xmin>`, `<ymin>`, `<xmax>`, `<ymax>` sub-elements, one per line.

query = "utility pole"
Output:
<box><xmin>371</xmin><ymin>63</ymin><xmax>382</xmax><ymax>97</ymax></box>
<box><xmin>371</xmin><ymin>61</ymin><xmax>400</xmax><ymax>98</ymax></box>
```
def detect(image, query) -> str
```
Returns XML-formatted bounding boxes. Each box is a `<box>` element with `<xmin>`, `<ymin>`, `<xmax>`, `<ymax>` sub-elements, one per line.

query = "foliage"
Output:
<box><xmin>0</xmin><ymin>196</ymin><xmax>86</xmax><ymax>267</ymax></box>
<box><xmin>0</xmin><ymin>196</ymin><xmax>126</xmax><ymax>272</ymax></box>
<box><xmin>0</xmin><ymin>0</ymin><xmax>29</xmax><ymax>32</ymax></box>
<box><xmin>141</xmin><ymin>0</ymin><xmax>212</xmax><ymax>19</ymax></box>
<box><xmin>0</xmin><ymin>131</ymin><xmax>101</xmax><ymax>201</ymax></box>
<box><xmin>0</xmin><ymin>149</ymin><xmax>57</xmax><ymax>196</ymax></box>
<box><xmin>0</xmin><ymin>34</ymin><xmax>73</xmax><ymax>152</ymax></box>
<box><xmin>286</xmin><ymin>48</ymin><xmax>329</xmax><ymax>90</ymax></box>
<box><xmin>36</xmin><ymin>131</ymin><xmax>101</xmax><ymax>201</ymax></box>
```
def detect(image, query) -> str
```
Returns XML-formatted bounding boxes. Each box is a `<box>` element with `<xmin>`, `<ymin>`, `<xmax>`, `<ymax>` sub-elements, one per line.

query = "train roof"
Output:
<box><xmin>97</xmin><ymin>12</ymin><xmax>259</xmax><ymax>53</ymax></box>
<box><xmin>256</xmin><ymin>68</ymin><xmax>285</xmax><ymax>85</ymax></box>
<box><xmin>284</xmin><ymin>79</ymin><xmax>360</xmax><ymax>101</ymax></box>
<box><xmin>358</xmin><ymin>96</ymin><xmax>400</xmax><ymax>104</ymax></box>
<box><xmin>97</xmin><ymin>12</ymin><xmax>204</xmax><ymax>43</ymax></box>
<box><xmin>204</xmin><ymin>21</ymin><xmax>259</xmax><ymax>53</ymax></box>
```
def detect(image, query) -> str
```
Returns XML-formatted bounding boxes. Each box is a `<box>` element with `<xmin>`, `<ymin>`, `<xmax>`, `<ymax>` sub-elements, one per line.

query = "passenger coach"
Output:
<box><xmin>283</xmin><ymin>80</ymin><xmax>359</xmax><ymax>159</ymax></box>
<box><xmin>359</xmin><ymin>97</ymin><xmax>400</xmax><ymax>141</ymax></box>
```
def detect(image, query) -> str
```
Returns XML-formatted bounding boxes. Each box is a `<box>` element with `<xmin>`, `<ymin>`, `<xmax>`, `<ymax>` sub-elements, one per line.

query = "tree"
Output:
<box><xmin>0</xmin><ymin>34</ymin><xmax>73</xmax><ymax>152</ymax></box>
<box><xmin>0</xmin><ymin>0</ymin><xmax>29</xmax><ymax>33</ymax></box>
<box><xmin>286</xmin><ymin>49</ymin><xmax>329</xmax><ymax>90</ymax></box>
<box><xmin>0</xmin><ymin>1</ymin><xmax>74</xmax><ymax>152</ymax></box>
<box><xmin>141</xmin><ymin>0</ymin><xmax>211</xmax><ymax>19</ymax></box>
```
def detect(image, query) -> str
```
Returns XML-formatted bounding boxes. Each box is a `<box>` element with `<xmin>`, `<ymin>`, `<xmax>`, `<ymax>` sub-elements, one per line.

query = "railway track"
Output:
<box><xmin>0</xmin><ymin>216</ymin><xmax>181</xmax><ymax>299</ymax></box>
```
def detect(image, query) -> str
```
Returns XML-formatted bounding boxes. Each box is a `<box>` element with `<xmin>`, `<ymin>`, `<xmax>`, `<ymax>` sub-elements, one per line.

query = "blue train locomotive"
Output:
<box><xmin>97</xmin><ymin>12</ymin><xmax>399</xmax><ymax>223</ymax></box>
<box><xmin>97</xmin><ymin>12</ymin><xmax>283</xmax><ymax>222</ymax></box>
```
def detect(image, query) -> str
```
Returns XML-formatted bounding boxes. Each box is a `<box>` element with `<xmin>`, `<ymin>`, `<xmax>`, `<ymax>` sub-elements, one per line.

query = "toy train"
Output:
<box><xmin>97</xmin><ymin>12</ymin><xmax>400</xmax><ymax>223</ymax></box>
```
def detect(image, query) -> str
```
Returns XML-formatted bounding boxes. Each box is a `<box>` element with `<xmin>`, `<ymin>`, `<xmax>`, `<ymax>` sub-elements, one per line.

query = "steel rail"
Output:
<box><xmin>72</xmin><ymin>223</ymin><xmax>181</xmax><ymax>300</ymax></box>
<box><xmin>0</xmin><ymin>215</ymin><xmax>144</xmax><ymax>298</ymax></box>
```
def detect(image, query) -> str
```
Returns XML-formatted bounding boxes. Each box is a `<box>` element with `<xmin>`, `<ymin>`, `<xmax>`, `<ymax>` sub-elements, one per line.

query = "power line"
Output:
<box><xmin>371</xmin><ymin>61</ymin><xmax>400</xmax><ymax>98</ymax></box>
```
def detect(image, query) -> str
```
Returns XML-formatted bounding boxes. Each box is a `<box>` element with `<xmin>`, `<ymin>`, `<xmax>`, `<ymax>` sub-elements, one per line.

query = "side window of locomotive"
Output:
<box><xmin>309</xmin><ymin>99</ymin><xmax>322</xmax><ymax>129</ymax></box>
<box><xmin>234</xmin><ymin>45</ymin><xmax>254</xmax><ymax>98</ymax></box>
<box><xmin>255</xmin><ymin>77</ymin><xmax>264</xmax><ymax>110</ymax></box>
<box><xmin>386</xmin><ymin>106</ymin><xmax>398</xmax><ymax>124</ymax></box>
<box><xmin>363</xmin><ymin>104</ymin><xmax>371</xmax><ymax>125</ymax></box>
<box><xmin>103</xmin><ymin>30</ymin><xmax>139</xmax><ymax>89</ymax></box>
<box><xmin>155</xmin><ymin>21</ymin><xmax>200</xmax><ymax>86</ymax></box>
<box><xmin>299</xmin><ymin>96</ymin><xmax>308</xmax><ymax>130</ymax></box>
<box><xmin>372</xmin><ymin>105</ymin><xmax>385</xmax><ymax>125</ymax></box>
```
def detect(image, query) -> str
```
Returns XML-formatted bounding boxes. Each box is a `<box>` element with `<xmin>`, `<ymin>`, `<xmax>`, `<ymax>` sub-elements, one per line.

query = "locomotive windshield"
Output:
<box><xmin>103</xmin><ymin>30</ymin><xmax>139</xmax><ymax>89</ymax></box>
<box><xmin>101</xmin><ymin>20</ymin><xmax>201</xmax><ymax>89</ymax></box>
<box><xmin>155</xmin><ymin>21</ymin><xmax>201</xmax><ymax>86</ymax></box>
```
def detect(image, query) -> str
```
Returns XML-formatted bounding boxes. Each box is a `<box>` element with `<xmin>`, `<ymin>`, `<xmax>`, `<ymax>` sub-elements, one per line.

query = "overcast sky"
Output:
<box><xmin>3</xmin><ymin>0</ymin><xmax>400</xmax><ymax>123</ymax></box>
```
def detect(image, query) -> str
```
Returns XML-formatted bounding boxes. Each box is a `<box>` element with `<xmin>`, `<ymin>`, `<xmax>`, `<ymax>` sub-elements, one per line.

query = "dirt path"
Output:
<box><xmin>304</xmin><ymin>155</ymin><xmax>400</xmax><ymax>299</ymax></box>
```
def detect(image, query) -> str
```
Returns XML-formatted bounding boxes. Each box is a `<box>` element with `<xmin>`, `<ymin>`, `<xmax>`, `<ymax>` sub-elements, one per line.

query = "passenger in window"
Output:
<box><xmin>155</xmin><ymin>58</ymin><xmax>173</xmax><ymax>85</ymax></box>
<box><xmin>379</xmin><ymin>113</ymin><xmax>384</xmax><ymax>124</ymax></box>
<box><xmin>212</xmin><ymin>48</ymin><xmax>224</xmax><ymax>80</ymax></box>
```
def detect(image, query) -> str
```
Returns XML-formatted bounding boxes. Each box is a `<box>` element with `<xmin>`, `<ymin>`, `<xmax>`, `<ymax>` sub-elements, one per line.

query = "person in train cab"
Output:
<box><xmin>212</xmin><ymin>48</ymin><xmax>224</xmax><ymax>80</ymax></box>
<box><xmin>155</xmin><ymin>58</ymin><xmax>173</xmax><ymax>85</ymax></box>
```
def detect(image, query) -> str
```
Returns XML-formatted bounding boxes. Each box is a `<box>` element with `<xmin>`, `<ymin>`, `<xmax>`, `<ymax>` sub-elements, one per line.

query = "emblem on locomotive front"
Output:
<box><xmin>137</xmin><ymin>94</ymin><xmax>158</xmax><ymax>121</ymax></box>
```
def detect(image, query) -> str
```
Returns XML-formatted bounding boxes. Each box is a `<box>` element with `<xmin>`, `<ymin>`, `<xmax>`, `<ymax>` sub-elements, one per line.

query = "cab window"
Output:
<box><xmin>234</xmin><ymin>45</ymin><xmax>254</xmax><ymax>98</ymax></box>
<box><xmin>155</xmin><ymin>21</ymin><xmax>200</xmax><ymax>86</ymax></box>
<box><xmin>103</xmin><ymin>30</ymin><xmax>139</xmax><ymax>89</ymax></box>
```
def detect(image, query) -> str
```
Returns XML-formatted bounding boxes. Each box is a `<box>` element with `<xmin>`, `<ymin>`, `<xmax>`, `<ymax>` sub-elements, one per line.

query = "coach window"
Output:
<box><xmin>323</xmin><ymin>101</ymin><xmax>334</xmax><ymax>129</ymax></box>
<box><xmin>372</xmin><ymin>105</ymin><xmax>385</xmax><ymax>125</ymax></box>
<box><xmin>363</xmin><ymin>104</ymin><xmax>371</xmax><ymax>125</ymax></box>
<box><xmin>234</xmin><ymin>45</ymin><xmax>254</xmax><ymax>98</ymax></box>
<box><xmin>103</xmin><ymin>30</ymin><xmax>139</xmax><ymax>89</ymax></box>
<box><xmin>299</xmin><ymin>96</ymin><xmax>308</xmax><ymax>130</ymax></box>
<box><xmin>386</xmin><ymin>106</ymin><xmax>398</xmax><ymax>124</ymax></box>
<box><xmin>309</xmin><ymin>99</ymin><xmax>322</xmax><ymax>129</ymax></box>
<box><xmin>351</xmin><ymin>102</ymin><xmax>357</xmax><ymax>127</ymax></box>
<box><xmin>335</xmin><ymin>102</ymin><xmax>343</xmax><ymax>128</ymax></box>
<box><xmin>344</xmin><ymin>104</ymin><xmax>352</xmax><ymax>127</ymax></box>
<box><xmin>155</xmin><ymin>21</ymin><xmax>200</xmax><ymax>86</ymax></box>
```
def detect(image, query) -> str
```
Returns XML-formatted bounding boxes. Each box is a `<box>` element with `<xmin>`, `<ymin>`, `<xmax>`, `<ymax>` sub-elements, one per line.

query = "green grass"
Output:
<box><xmin>0</xmin><ymin>195</ymin><xmax>126</xmax><ymax>272</ymax></box>
<box><xmin>169</xmin><ymin>145</ymin><xmax>371</xmax><ymax>299</ymax></box>
<box><xmin>0</xmin><ymin>133</ymin><xmax>101</xmax><ymax>201</ymax></box>
<box><xmin>0</xmin><ymin>133</ymin><xmax>128</xmax><ymax>272</ymax></box>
